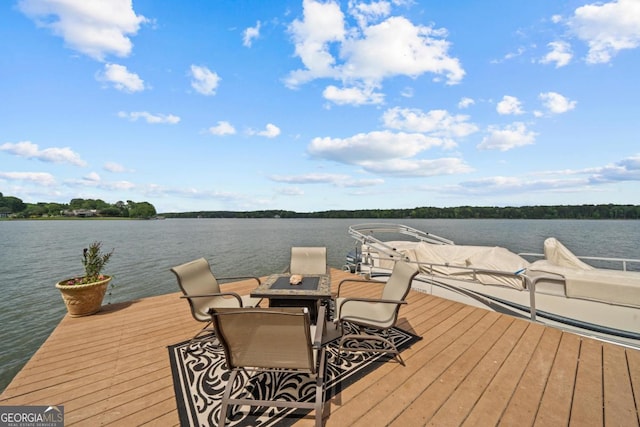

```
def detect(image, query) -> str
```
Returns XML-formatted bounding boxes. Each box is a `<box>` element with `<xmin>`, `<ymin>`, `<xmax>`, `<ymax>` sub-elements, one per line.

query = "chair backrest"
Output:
<box><xmin>211</xmin><ymin>307</ymin><xmax>315</xmax><ymax>372</ymax></box>
<box><xmin>170</xmin><ymin>258</ymin><xmax>221</xmax><ymax>322</ymax></box>
<box><xmin>290</xmin><ymin>247</ymin><xmax>327</xmax><ymax>275</ymax></box>
<box><xmin>381</xmin><ymin>260</ymin><xmax>419</xmax><ymax>304</ymax></box>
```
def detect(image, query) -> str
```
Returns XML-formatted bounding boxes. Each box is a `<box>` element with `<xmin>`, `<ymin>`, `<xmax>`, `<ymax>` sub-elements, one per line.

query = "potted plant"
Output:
<box><xmin>55</xmin><ymin>241</ymin><xmax>114</xmax><ymax>317</ymax></box>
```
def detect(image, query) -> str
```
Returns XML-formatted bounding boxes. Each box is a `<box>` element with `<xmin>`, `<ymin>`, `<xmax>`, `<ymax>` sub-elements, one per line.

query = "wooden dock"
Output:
<box><xmin>1</xmin><ymin>268</ymin><xmax>639</xmax><ymax>426</ymax></box>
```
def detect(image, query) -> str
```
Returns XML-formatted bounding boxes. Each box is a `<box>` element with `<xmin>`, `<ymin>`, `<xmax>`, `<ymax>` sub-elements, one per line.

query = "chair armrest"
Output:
<box><xmin>337</xmin><ymin>297</ymin><xmax>407</xmax><ymax>315</ymax></box>
<box><xmin>313</xmin><ymin>305</ymin><xmax>327</xmax><ymax>348</ymax></box>
<box><xmin>180</xmin><ymin>292</ymin><xmax>243</xmax><ymax>306</ymax></box>
<box><xmin>336</xmin><ymin>278</ymin><xmax>384</xmax><ymax>296</ymax></box>
<box><xmin>216</xmin><ymin>276</ymin><xmax>261</xmax><ymax>286</ymax></box>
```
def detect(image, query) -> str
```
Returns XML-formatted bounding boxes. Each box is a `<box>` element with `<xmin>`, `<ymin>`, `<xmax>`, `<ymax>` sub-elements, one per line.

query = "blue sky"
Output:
<box><xmin>1</xmin><ymin>0</ymin><xmax>639</xmax><ymax>213</ymax></box>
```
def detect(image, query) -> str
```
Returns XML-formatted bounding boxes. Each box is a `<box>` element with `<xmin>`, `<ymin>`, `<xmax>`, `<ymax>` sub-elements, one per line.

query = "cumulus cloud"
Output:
<box><xmin>18</xmin><ymin>0</ymin><xmax>148</xmax><ymax>61</ymax></box>
<box><xmin>308</xmin><ymin>130</ymin><xmax>443</xmax><ymax>163</ymax></box>
<box><xmin>539</xmin><ymin>92</ymin><xmax>577</xmax><ymax>114</ymax></box>
<box><xmin>0</xmin><ymin>171</ymin><xmax>56</xmax><ymax>186</ymax></box>
<box><xmin>286</xmin><ymin>0</ymin><xmax>464</xmax><ymax>105</ymax></box>
<box><xmin>307</xmin><ymin>129</ymin><xmax>471</xmax><ymax>176</ymax></box>
<box><xmin>103</xmin><ymin>162</ymin><xmax>130</xmax><ymax>173</ymax></box>
<box><xmin>0</xmin><ymin>141</ymin><xmax>86</xmax><ymax>166</ymax></box>
<box><xmin>208</xmin><ymin>121</ymin><xmax>236</xmax><ymax>136</ymax></box>
<box><xmin>586</xmin><ymin>154</ymin><xmax>640</xmax><ymax>183</ymax></box>
<box><xmin>248</xmin><ymin>123</ymin><xmax>281</xmax><ymax>138</ymax></box>
<box><xmin>540</xmin><ymin>41</ymin><xmax>573</xmax><ymax>67</ymax></box>
<box><xmin>117</xmin><ymin>111</ymin><xmax>180</xmax><ymax>124</ymax></box>
<box><xmin>478</xmin><ymin>122</ymin><xmax>537</xmax><ymax>151</ymax></box>
<box><xmin>496</xmin><ymin>95</ymin><xmax>524</xmax><ymax>115</ymax></box>
<box><xmin>98</xmin><ymin>63</ymin><xmax>145</xmax><ymax>92</ymax></box>
<box><xmin>323</xmin><ymin>85</ymin><xmax>384</xmax><ymax>105</ymax></box>
<box><xmin>458</xmin><ymin>97</ymin><xmax>475</xmax><ymax>109</ymax></box>
<box><xmin>243</xmin><ymin>21</ymin><xmax>261</xmax><ymax>47</ymax></box>
<box><xmin>438</xmin><ymin>154</ymin><xmax>640</xmax><ymax>196</ymax></box>
<box><xmin>348</xmin><ymin>0</ymin><xmax>391</xmax><ymax>27</ymax></box>
<box><xmin>190</xmin><ymin>65</ymin><xmax>220</xmax><ymax>96</ymax></box>
<box><xmin>382</xmin><ymin>107</ymin><xmax>478</xmax><ymax>140</ymax></box>
<box><xmin>569</xmin><ymin>0</ymin><xmax>640</xmax><ymax>64</ymax></box>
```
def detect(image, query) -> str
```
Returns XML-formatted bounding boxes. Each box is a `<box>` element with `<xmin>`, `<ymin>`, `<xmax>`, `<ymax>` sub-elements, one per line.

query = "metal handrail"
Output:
<box><xmin>518</xmin><ymin>252</ymin><xmax>640</xmax><ymax>271</ymax></box>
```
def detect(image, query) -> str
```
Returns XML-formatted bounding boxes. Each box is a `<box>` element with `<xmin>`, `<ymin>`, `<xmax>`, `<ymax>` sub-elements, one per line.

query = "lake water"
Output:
<box><xmin>1</xmin><ymin>218</ymin><xmax>639</xmax><ymax>392</ymax></box>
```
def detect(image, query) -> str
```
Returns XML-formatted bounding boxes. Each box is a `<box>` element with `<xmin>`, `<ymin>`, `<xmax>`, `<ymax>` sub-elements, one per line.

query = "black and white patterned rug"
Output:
<box><xmin>168</xmin><ymin>323</ymin><xmax>420</xmax><ymax>426</ymax></box>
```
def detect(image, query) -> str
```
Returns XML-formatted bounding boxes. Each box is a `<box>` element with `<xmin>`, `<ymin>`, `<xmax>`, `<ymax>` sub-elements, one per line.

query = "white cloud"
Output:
<box><xmin>323</xmin><ymin>85</ymin><xmax>384</xmax><ymax>105</ymax></box>
<box><xmin>308</xmin><ymin>130</ymin><xmax>444</xmax><ymax>164</ymax></box>
<box><xmin>540</xmin><ymin>41</ymin><xmax>573</xmax><ymax>67</ymax></box>
<box><xmin>382</xmin><ymin>107</ymin><xmax>478</xmax><ymax>139</ymax></box>
<box><xmin>0</xmin><ymin>171</ymin><xmax>56</xmax><ymax>186</ymax></box>
<box><xmin>103</xmin><ymin>162</ymin><xmax>130</xmax><ymax>173</ymax></box>
<box><xmin>358</xmin><ymin>157</ymin><xmax>472</xmax><ymax>177</ymax></box>
<box><xmin>286</xmin><ymin>1</ymin><xmax>464</xmax><ymax>105</ymax></box>
<box><xmin>306</xmin><ymin>129</ymin><xmax>471</xmax><ymax>176</ymax></box>
<box><xmin>208</xmin><ymin>121</ymin><xmax>236</xmax><ymax>136</ymax></box>
<box><xmin>439</xmin><ymin>154</ymin><xmax>640</xmax><ymax>196</ymax></box>
<box><xmin>569</xmin><ymin>0</ymin><xmax>640</xmax><ymax>64</ymax></box>
<box><xmin>98</xmin><ymin>63</ymin><xmax>145</xmax><ymax>92</ymax></box>
<box><xmin>250</xmin><ymin>123</ymin><xmax>281</xmax><ymax>138</ymax></box>
<box><xmin>458</xmin><ymin>97</ymin><xmax>475</xmax><ymax>109</ymax></box>
<box><xmin>496</xmin><ymin>95</ymin><xmax>524</xmax><ymax>115</ymax></box>
<box><xmin>348</xmin><ymin>0</ymin><xmax>391</xmax><ymax>27</ymax></box>
<box><xmin>270</xmin><ymin>173</ymin><xmax>351</xmax><ymax>184</ymax></box>
<box><xmin>270</xmin><ymin>173</ymin><xmax>385</xmax><ymax>187</ymax></box>
<box><xmin>243</xmin><ymin>21</ymin><xmax>261</xmax><ymax>47</ymax></box>
<box><xmin>478</xmin><ymin>122</ymin><xmax>537</xmax><ymax>151</ymax></box>
<box><xmin>286</xmin><ymin>0</ymin><xmax>346</xmax><ymax>86</ymax></box>
<box><xmin>190</xmin><ymin>65</ymin><xmax>220</xmax><ymax>96</ymax></box>
<box><xmin>117</xmin><ymin>111</ymin><xmax>180</xmax><ymax>124</ymax></box>
<box><xmin>340</xmin><ymin>16</ymin><xmax>464</xmax><ymax>84</ymax></box>
<box><xmin>0</xmin><ymin>141</ymin><xmax>86</xmax><ymax>166</ymax></box>
<box><xmin>83</xmin><ymin>172</ymin><xmax>101</xmax><ymax>182</ymax></box>
<box><xmin>539</xmin><ymin>92</ymin><xmax>577</xmax><ymax>114</ymax></box>
<box><xmin>18</xmin><ymin>0</ymin><xmax>147</xmax><ymax>61</ymax></box>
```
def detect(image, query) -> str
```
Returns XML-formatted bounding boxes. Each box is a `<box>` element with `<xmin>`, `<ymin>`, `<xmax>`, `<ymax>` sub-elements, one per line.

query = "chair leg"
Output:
<box><xmin>315</xmin><ymin>347</ymin><xmax>327</xmax><ymax>427</ymax></box>
<box><xmin>337</xmin><ymin>325</ymin><xmax>404</xmax><ymax>365</ymax></box>
<box><xmin>186</xmin><ymin>321</ymin><xmax>218</xmax><ymax>351</ymax></box>
<box><xmin>219</xmin><ymin>370</ymin><xmax>238</xmax><ymax>426</ymax></box>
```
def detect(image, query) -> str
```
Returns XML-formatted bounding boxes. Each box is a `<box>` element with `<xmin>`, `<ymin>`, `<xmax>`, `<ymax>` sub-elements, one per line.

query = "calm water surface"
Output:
<box><xmin>1</xmin><ymin>218</ymin><xmax>638</xmax><ymax>391</ymax></box>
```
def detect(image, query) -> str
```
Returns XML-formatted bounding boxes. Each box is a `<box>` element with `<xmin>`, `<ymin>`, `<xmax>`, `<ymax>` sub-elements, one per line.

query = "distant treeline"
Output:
<box><xmin>0</xmin><ymin>193</ymin><xmax>157</xmax><ymax>219</ymax></box>
<box><xmin>162</xmin><ymin>204</ymin><xmax>640</xmax><ymax>220</ymax></box>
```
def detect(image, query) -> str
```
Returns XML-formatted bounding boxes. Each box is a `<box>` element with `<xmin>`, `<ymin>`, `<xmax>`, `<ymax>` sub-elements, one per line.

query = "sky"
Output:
<box><xmin>1</xmin><ymin>0</ymin><xmax>639</xmax><ymax>213</ymax></box>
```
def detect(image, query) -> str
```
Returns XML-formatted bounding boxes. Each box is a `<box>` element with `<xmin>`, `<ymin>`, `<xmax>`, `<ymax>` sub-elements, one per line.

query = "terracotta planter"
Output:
<box><xmin>55</xmin><ymin>276</ymin><xmax>112</xmax><ymax>317</ymax></box>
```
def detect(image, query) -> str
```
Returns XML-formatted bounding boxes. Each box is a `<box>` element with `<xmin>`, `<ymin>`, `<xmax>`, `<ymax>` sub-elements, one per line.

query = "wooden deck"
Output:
<box><xmin>1</xmin><ymin>268</ymin><xmax>639</xmax><ymax>426</ymax></box>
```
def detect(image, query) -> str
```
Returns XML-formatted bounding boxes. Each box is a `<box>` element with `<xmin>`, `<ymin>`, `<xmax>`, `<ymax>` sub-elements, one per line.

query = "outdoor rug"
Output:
<box><xmin>168</xmin><ymin>323</ymin><xmax>420</xmax><ymax>426</ymax></box>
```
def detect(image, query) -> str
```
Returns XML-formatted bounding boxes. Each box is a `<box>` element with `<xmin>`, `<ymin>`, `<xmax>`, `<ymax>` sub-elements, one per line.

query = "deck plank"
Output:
<box><xmin>570</xmin><ymin>338</ymin><xmax>604</xmax><ymax>426</ymax></box>
<box><xmin>1</xmin><ymin>268</ymin><xmax>639</xmax><ymax>427</ymax></box>
<box><xmin>603</xmin><ymin>343</ymin><xmax>639</xmax><ymax>426</ymax></box>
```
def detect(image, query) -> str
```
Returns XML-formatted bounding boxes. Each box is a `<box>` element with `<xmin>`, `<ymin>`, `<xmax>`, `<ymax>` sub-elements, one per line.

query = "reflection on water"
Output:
<box><xmin>0</xmin><ymin>218</ymin><xmax>638</xmax><ymax>391</ymax></box>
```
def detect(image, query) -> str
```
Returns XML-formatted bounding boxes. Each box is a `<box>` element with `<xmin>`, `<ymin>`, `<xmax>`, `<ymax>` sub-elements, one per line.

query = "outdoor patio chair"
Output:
<box><xmin>289</xmin><ymin>246</ymin><xmax>328</xmax><ymax>275</ymax></box>
<box><xmin>210</xmin><ymin>305</ymin><xmax>327</xmax><ymax>427</ymax></box>
<box><xmin>334</xmin><ymin>260</ymin><xmax>419</xmax><ymax>364</ymax></box>
<box><xmin>170</xmin><ymin>257</ymin><xmax>262</xmax><ymax>346</ymax></box>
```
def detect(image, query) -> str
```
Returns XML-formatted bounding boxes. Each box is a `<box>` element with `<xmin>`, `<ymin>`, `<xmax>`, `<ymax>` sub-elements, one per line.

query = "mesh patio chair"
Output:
<box><xmin>210</xmin><ymin>306</ymin><xmax>327</xmax><ymax>427</ymax></box>
<box><xmin>334</xmin><ymin>260</ymin><xmax>419</xmax><ymax>364</ymax></box>
<box><xmin>289</xmin><ymin>247</ymin><xmax>328</xmax><ymax>275</ymax></box>
<box><xmin>170</xmin><ymin>257</ymin><xmax>262</xmax><ymax>346</ymax></box>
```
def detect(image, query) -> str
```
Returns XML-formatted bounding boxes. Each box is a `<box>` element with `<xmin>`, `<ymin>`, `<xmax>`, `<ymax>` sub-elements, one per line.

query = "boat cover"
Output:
<box><xmin>403</xmin><ymin>242</ymin><xmax>529</xmax><ymax>290</ymax></box>
<box><xmin>528</xmin><ymin>238</ymin><xmax>640</xmax><ymax>308</ymax></box>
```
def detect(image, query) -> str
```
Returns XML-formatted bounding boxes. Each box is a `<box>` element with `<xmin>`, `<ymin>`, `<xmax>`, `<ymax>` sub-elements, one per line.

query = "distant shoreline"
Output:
<box><xmin>3</xmin><ymin>204</ymin><xmax>639</xmax><ymax>221</ymax></box>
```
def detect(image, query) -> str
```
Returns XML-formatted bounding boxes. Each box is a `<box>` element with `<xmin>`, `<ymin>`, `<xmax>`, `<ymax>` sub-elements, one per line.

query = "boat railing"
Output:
<box><xmin>518</xmin><ymin>252</ymin><xmax>640</xmax><ymax>271</ymax></box>
<box><xmin>349</xmin><ymin>223</ymin><xmax>454</xmax><ymax>246</ymax></box>
<box><xmin>359</xmin><ymin>253</ymin><xmax>540</xmax><ymax>320</ymax></box>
